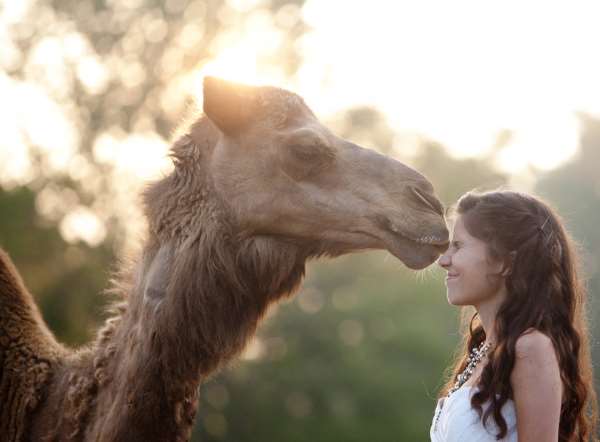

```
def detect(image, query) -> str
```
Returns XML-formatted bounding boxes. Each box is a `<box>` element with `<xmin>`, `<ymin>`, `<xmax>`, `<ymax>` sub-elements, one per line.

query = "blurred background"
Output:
<box><xmin>0</xmin><ymin>0</ymin><xmax>599</xmax><ymax>440</ymax></box>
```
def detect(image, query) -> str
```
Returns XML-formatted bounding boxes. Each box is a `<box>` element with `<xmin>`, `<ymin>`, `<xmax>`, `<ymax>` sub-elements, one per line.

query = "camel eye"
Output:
<box><xmin>281</xmin><ymin>141</ymin><xmax>334</xmax><ymax>180</ymax></box>
<box><xmin>289</xmin><ymin>143</ymin><xmax>321</xmax><ymax>162</ymax></box>
<box><xmin>288</xmin><ymin>141</ymin><xmax>334</xmax><ymax>165</ymax></box>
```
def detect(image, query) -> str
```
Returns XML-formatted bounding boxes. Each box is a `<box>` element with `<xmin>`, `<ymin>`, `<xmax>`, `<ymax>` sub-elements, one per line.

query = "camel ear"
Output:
<box><xmin>203</xmin><ymin>76</ymin><xmax>254</xmax><ymax>135</ymax></box>
<box><xmin>144</xmin><ymin>242</ymin><xmax>173</xmax><ymax>303</ymax></box>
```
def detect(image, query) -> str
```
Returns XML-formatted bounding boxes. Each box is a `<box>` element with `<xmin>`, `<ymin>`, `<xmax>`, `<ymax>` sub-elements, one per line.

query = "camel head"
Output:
<box><xmin>179</xmin><ymin>77</ymin><xmax>448</xmax><ymax>270</ymax></box>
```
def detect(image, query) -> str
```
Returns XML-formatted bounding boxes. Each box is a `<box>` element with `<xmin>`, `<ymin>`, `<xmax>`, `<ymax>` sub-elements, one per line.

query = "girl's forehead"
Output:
<box><xmin>450</xmin><ymin>216</ymin><xmax>467</xmax><ymax>237</ymax></box>
<box><xmin>450</xmin><ymin>215</ymin><xmax>478</xmax><ymax>243</ymax></box>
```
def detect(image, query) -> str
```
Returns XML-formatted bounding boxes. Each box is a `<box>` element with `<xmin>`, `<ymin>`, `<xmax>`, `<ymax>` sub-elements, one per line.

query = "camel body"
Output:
<box><xmin>0</xmin><ymin>78</ymin><xmax>448</xmax><ymax>441</ymax></box>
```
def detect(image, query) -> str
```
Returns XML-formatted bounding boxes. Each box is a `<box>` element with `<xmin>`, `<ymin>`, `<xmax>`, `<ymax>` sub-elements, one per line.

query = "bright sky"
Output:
<box><xmin>204</xmin><ymin>0</ymin><xmax>600</xmax><ymax>172</ymax></box>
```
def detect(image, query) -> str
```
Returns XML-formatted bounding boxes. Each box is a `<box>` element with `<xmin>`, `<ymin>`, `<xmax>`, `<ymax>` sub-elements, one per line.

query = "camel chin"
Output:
<box><xmin>383</xmin><ymin>232</ymin><xmax>447</xmax><ymax>270</ymax></box>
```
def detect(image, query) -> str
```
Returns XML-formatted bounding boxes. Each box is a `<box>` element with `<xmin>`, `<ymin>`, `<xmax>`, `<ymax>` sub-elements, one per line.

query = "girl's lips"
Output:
<box><xmin>446</xmin><ymin>273</ymin><xmax>459</xmax><ymax>281</ymax></box>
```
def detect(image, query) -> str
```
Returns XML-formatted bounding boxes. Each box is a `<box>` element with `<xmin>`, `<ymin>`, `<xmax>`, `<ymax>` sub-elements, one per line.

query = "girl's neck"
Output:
<box><xmin>474</xmin><ymin>286</ymin><xmax>508</xmax><ymax>346</ymax></box>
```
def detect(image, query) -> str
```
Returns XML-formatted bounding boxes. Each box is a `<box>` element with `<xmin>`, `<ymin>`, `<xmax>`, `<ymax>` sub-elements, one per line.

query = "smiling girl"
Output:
<box><xmin>431</xmin><ymin>190</ymin><xmax>598</xmax><ymax>442</ymax></box>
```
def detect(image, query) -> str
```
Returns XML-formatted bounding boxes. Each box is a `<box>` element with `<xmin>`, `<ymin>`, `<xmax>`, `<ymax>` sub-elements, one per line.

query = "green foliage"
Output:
<box><xmin>0</xmin><ymin>186</ymin><xmax>116</xmax><ymax>345</ymax></box>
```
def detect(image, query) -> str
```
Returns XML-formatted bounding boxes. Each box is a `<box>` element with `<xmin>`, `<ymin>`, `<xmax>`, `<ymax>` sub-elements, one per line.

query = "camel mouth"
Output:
<box><xmin>384</xmin><ymin>230</ymin><xmax>447</xmax><ymax>270</ymax></box>
<box><xmin>371</xmin><ymin>218</ymin><xmax>449</xmax><ymax>269</ymax></box>
<box><xmin>349</xmin><ymin>227</ymin><xmax>446</xmax><ymax>270</ymax></box>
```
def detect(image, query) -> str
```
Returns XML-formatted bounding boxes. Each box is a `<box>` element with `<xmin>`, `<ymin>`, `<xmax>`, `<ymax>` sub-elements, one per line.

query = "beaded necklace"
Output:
<box><xmin>433</xmin><ymin>341</ymin><xmax>492</xmax><ymax>431</ymax></box>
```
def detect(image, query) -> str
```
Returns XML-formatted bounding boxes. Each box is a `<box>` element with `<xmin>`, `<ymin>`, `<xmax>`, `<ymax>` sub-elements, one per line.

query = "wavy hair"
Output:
<box><xmin>440</xmin><ymin>190</ymin><xmax>598</xmax><ymax>441</ymax></box>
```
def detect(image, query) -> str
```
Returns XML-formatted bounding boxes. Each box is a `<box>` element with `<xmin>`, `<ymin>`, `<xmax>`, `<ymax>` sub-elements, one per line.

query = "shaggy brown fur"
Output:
<box><xmin>0</xmin><ymin>77</ymin><xmax>448</xmax><ymax>441</ymax></box>
<box><xmin>0</xmin><ymin>250</ymin><xmax>65</xmax><ymax>441</ymax></box>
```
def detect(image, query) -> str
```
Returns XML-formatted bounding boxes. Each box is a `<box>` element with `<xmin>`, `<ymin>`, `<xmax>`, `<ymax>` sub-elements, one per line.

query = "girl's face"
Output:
<box><xmin>437</xmin><ymin>215</ymin><xmax>505</xmax><ymax>307</ymax></box>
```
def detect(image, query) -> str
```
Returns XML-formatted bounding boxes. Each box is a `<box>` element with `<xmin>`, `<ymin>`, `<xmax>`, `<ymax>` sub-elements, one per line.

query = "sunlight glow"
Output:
<box><xmin>0</xmin><ymin>73</ymin><xmax>78</xmax><ymax>177</ymax></box>
<box><xmin>93</xmin><ymin>130</ymin><xmax>172</xmax><ymax>180</ymax></box>
<box><xmin>497</xmin><ymin>114</ymin><xmax>580</xmax><ymax>172</ymax></box>
<box><xmin>0</xmin><ymin>0</ymin><xmax>34</xmax><ymax>25</ymax></box>
<box><xmin>189</xmin><ymin>0</ymin><xmax>599</xmax><ymax>174</ymax></box>
<box><xmin>59</xmin><ymin>206</ymin><xmax>107</xmax><ymax>247</ymax></box>
<box><xmin>193</xmin><ymin>8</ymin><xmax>288</xmax><ymax>96</ymax></box>
<box><xmin>240</xmin><ymin>337</ymin><xmax>265</xmax><ymax>361</ymax></box>
<box><xmin>298</xmin><ymin>0</ymin><xmax>600</xmax><ymax>171</ymax></box>
<box><xmin>198</xmin><ymin>47</ymin><xmax>265</xmax><ymax>86</ymax></box>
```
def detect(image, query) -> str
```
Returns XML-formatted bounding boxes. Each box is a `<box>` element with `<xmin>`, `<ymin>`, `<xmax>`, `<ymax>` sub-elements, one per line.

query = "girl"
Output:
<box><xmin>431</xmin><ymin>190</ymin><xmax>598</xmax><ymax>441</ymax></box>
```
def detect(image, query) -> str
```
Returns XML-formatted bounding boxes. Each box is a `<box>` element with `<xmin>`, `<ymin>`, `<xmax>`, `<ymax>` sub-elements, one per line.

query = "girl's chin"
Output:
<box><xmin>448</xmin><ymin>298</ymin><xmax>466</xmax><ymax>306</ymax></box>
<box><xmin>447</xmin><ymin>292</ymin><xmax>472</xmax><ymax>306</ymax></box>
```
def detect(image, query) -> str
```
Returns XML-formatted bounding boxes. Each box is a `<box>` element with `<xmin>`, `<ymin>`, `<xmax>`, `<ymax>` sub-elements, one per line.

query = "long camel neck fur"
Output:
<box><xmin>81</xmin><ymin>131</ymin><xmax>312</xmax><ymax>441</ymax></box>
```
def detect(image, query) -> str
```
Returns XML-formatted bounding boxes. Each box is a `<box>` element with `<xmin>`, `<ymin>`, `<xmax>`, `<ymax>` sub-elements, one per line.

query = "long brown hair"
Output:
<box><xmin>440</xmin><ymin>190</ymin><xmax>598</xmax><ymax>441</ymax></box>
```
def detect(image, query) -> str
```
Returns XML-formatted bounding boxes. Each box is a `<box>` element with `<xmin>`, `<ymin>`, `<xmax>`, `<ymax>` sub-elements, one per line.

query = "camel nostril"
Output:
<box><xmin>410</xmin><ymin>186</ymin><xmax>445</xmax><ymax>216</ymax></box>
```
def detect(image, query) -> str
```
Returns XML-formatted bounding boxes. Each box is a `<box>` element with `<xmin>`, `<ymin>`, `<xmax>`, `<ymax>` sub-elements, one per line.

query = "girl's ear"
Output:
<box><xmin>144</xmin><ymin>242</ymin><xmax>173</xmax><ymax>303</ymax></box>
<box><xmin>501</xmin><ymin>251</ymin><xmax>517</xmax><ymax>277</ymax></box>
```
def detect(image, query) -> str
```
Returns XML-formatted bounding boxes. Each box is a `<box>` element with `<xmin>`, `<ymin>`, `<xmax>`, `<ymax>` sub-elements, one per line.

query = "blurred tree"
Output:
<box><xmin>410</xmin><ymin>141</ymin><xmax>507</xmax><ymax>207</ymax></box>
<box><xmin>1</xmin><ymin>0</ymin><xmax>308</xmax><ymax>247</ymax></box>
<box><xmin>0</xmin><ymin>185</ymin><xmax>115</xmax><ymax>344</ymax></box>
<box><xmin>332</xmin><ymin>106</ymin><xmax>398</xmax><ymax>155</ymax></box>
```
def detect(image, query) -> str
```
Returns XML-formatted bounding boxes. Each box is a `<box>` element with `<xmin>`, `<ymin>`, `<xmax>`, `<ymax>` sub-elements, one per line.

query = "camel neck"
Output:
<box><xmin>87</xmin><ymin>221</ymin><xmax>307</xmax><ymax>441</ymax></box>
<box><xmin>155</xmin><ymin>229</ymin><xmax>308</xmax><ymax>378</ymax></box>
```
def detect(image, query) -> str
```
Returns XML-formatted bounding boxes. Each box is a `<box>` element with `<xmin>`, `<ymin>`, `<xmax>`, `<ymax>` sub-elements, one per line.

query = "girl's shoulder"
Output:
<box><xmin>514</xmin><ymin>328</ymin><xmax>556</xmax><ymax>359</ymax></box>
<box><xmin>511</xmin><ymin>328</ymin><xmax>562</xmax><ymax>397</ymax></box>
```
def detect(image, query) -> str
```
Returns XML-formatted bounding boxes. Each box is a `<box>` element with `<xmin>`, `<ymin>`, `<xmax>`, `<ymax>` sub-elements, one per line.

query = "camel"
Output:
<box><xmin>0</xmin><ymin>77</ymin><xmax>449</xmax><ymax>441</ymax></box>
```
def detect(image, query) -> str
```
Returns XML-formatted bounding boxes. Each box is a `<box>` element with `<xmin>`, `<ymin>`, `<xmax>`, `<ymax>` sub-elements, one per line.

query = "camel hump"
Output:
<box><xmin>0</xmin><ymin>248</ymin><xmax>63</xmax><ymax>351</ymax></box>
<box><xmin>0</xmin><ymin>248</ymin><xmax>65</xmax><ymax>440</ymax></box>
<box><xmin>0</xmin><ymin>248</ymin><xmax>31</xmax><ymax>304</ymax></box>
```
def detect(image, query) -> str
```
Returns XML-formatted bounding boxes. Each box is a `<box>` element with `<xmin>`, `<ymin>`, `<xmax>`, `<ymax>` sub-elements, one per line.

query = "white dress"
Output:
<box><xmin>430</xmin><ymin>386</ymin><xmax>518</xmax><ymax>441</ymax></box>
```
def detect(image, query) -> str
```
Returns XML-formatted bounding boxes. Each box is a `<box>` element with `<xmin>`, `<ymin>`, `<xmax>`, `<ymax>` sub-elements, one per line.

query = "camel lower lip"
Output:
<box><xmin>385</xmin><ymin>231</ymin><xmax>443</xmax><ymax>270</ymax></box>
<box><xmin>352</xmin><ymin>228</ymin><xmax>444</xmax><ymax>270</ymax></box>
